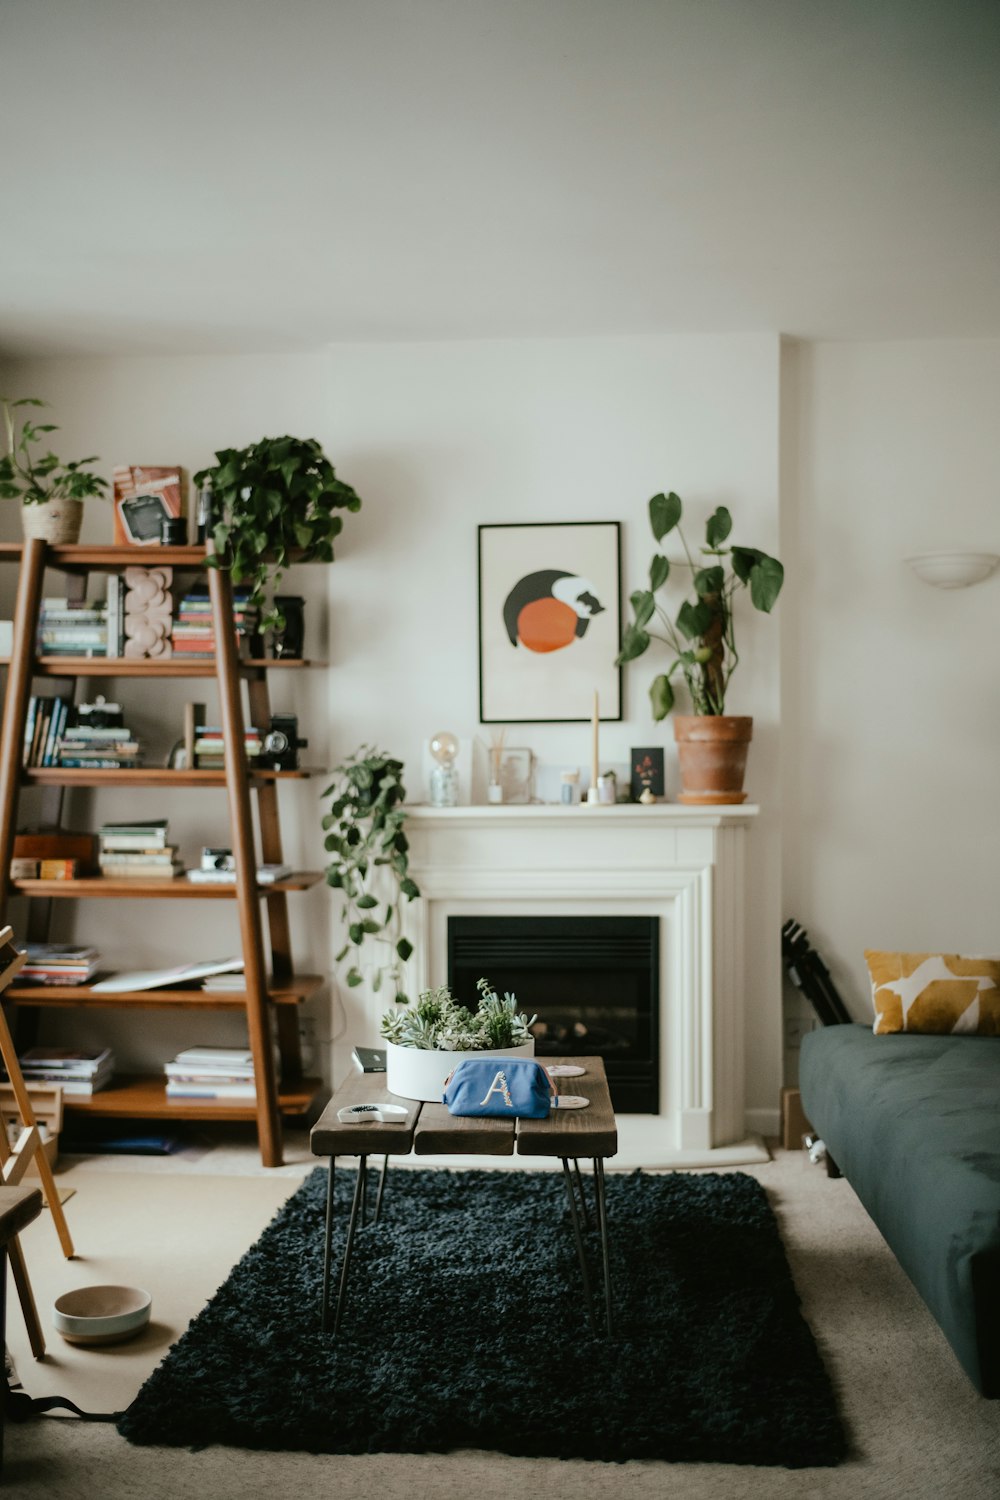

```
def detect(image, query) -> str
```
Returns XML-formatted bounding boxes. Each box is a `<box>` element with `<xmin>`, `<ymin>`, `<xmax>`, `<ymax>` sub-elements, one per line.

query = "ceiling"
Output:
<box><xmin>2</xmin><ymin>0</ymin><xmax>999</xmax><ymax>357</ymax></box>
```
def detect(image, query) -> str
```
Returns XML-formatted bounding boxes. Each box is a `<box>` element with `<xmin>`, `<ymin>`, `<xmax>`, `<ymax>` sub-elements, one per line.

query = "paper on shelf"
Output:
<box><xmin>90</xmin><ymin>957</ymin><xmax>245</xmax><ymax>993</ymax></box>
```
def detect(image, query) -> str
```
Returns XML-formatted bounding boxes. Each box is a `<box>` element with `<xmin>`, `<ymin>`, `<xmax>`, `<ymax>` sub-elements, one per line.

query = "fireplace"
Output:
<box><xmin>448</xmin><ymin>915</ymin><xmax>659</xmax><ymax>1112</ymax></box>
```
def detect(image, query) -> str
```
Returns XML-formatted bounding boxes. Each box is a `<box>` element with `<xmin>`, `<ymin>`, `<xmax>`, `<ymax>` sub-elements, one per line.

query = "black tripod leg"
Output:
<box><xmin>561</xmin><ymin>1157</ymin><xmax>597</xmax><ymax>1333</ymax></box>
<box><xmin>321</xmin><ymin>1158</ymin><xmax>335</xmax><ymax>1332</ymax></box>
<box><xmin>594</xmin><ymin>1157</ymin><xmax>613</xmax><ymax>1338</ymax></box>
<box><xmin>373</xmin><ymin>1155</ymin><xmax>390</xmax><ymax>1226</ymax></box>
<box><xmin>333</xmin><ymin>1155</ymin><xmax>367</xmax><ymax>1337</ymax></box>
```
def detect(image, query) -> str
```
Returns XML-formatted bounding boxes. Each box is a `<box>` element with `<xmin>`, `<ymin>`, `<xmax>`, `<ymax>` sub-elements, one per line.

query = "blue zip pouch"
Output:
<box><xmin>442</xmin><ymin>1056</ymin><xmax>556</xmax><ymax>1119</ymax></box>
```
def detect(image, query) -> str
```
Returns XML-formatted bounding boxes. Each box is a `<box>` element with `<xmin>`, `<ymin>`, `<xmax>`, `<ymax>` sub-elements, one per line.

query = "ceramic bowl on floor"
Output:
<box><xmin>53</xmin><ymin>1284</ymin><xmax>152</xmax><ymax>1345</ymax></box>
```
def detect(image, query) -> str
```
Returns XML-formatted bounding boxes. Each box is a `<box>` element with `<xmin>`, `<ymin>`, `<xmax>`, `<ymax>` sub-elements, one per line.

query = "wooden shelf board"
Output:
<box><xmin>0</xmin><ymin>543</ymin><xmax>312</xmax><ymax>572</ymax></box>
<box><xmin>11</xmin><ymin>872</ymin><xmax>323</xmax><ymax>898</ymax></box>
<box><xmin>2</xmin><ymin>973</ymin><xmax>324</xmax><ymax>1008</ymax></box>
<box><xmin>61</xmin><ymin>1074</ymin><xmax>323</xmax><ymax>1120</ymax></box>
<box><xmin>16</xmin><ymin>657</ymin><xmax>320</xmax><ymax>677</ymax></box>
<box><xmin>23</xmin><ymin>767</ymin><xmax>324</xmax><ymax>786</ymax></box>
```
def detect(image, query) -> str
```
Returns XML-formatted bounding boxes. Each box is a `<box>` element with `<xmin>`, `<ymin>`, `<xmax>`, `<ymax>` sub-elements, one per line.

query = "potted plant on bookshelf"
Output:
<box><xmin>616</xmin><ymin>491</ymin><xmax>784</xmax><ymax>804</ymax></box>
<box><xmin>321</xmin><ymin>746</ymin><xmax>419</xmax><ymax>1006</ymax></box>
<box><xmin>193</xmin><ymin>434</ymin><xmax>362</xmax><ymax>632</ymax></box>
<box><xmin>0</xmin><ymin>397</ymin><xmax>108</xmax><ymax>544</ymax></box>
<box><xmin>380</xmin><ymin>978</ymin><xmax>536</xmax><ymax>1101</ymax></box>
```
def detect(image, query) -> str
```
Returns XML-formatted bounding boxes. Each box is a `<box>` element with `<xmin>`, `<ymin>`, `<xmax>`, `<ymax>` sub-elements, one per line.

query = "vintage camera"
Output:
<box><xmin>259</xmin><ymin>713</ymin><xmax>307</xmax><ymax>772</ymax></box>
<box><xmin>201</xmin><ymin>847</ymin><xmax>236</xmax><ymax>873</ymax></box>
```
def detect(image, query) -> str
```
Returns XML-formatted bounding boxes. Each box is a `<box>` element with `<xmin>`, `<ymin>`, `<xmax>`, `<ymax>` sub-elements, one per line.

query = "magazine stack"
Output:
<box><xmin>36</xmin><ymin>596</ymin><xmax>108</xmax><ymax>659</ymax></box>
<box><xmin>18</xmin><ymin>943</ymin><xmax>100</xmax><ymax>985</ymax></box>
<box><xmin>163</xmin><ymin>1046</ymin><xmax>257</xmax><ymax>1100</ymax></box>
<box><xmin>14</xmin><ymin>1045</ymin><xmax>114</xmax><ymax>1097</ymax></box>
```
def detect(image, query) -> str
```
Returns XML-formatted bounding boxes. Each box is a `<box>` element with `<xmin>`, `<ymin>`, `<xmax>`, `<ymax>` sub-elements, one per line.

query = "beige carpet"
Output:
<box><xmin>3</xmin><ymin>1140</ymin><xmax>1000</xmax><ymax>1500</ymax></box>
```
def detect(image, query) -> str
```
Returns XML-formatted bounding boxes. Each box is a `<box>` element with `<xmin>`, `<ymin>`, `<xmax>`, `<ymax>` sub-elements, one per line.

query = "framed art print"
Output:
<box><xmin>478</xmin><ymin>521</ymin><xmax>621</xmax><ymax>723</ymax></box>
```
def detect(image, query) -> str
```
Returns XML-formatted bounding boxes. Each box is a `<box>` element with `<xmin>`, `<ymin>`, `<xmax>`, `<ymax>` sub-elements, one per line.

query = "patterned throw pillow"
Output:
<box><xmin>865</xmin><ymin>950</ymin><xmax>1000</xmax><ymax>1036</ymax></box>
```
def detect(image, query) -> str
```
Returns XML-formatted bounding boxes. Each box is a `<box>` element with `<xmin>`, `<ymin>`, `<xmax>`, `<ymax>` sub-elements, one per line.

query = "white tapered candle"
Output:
<box><xmin>591</xmin><ymin>690</ymin><xmax>599</xmax><ymax>791</ymax></box>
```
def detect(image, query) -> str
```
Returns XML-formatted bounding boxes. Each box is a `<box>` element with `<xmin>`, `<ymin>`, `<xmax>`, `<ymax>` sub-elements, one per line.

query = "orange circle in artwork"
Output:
<box><xmin>517</xmin><ymin>597</ymin><xmax>579</xmax><ymax>653</ymax></box>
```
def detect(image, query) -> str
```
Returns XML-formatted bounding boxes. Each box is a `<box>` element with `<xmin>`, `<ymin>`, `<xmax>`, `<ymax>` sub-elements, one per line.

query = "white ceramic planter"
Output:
<box><xmin>386</xmin><ymin>1039</ymin><xmax>535</xmax><ymax>1102</ymax></box>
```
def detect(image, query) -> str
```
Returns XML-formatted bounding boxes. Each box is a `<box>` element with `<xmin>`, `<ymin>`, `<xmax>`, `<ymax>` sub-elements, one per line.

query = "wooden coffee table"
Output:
<box><xmin>310</xmin><ymin>1056</ymin><xmax>618</xmax><ymax>1338</ymax></box>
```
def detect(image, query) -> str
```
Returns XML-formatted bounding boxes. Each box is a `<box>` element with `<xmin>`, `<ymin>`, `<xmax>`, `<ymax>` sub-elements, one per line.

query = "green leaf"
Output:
<box><xmin>615</xmin><ymin>622</ymin><xmax>650</xmax><ymax>665</ymax></box>
<box><xmin>749</xmin><ymin>554</ymin><xmax>784</xmax><ymax>612</ymax></box>
<box><xmin>396</xmin><ymin>938</ymin><xmax>414</xmax><ymax>962</ymax></box>
<box><xmin>650</xmin><ymin>674</ymin><xmax>675</xmax><ymax>720</ymax></box>
<box><xmin>705</xmin><ymin>506</ymin><xmax>732</xmax><ymax>548</ymax></box>
<box><xmin>649</xmin><ymin>491</ymin><xmax>682</xmax><ymax>542</ymax></box>
<box><xmin>349</xmin><ymin>922</ymin><xmax>364</xmax><ymax>945</ymax></box>
<box><xmin>355</xmin><ymin>893</ymin><xmax>378</xmax><ymax>909</ymax></box>
<box><xmin>649</xmin><ymin>554</ymin><xmax>669</xmax><ymax>591</ymax></box>
<box><xmin>346</xmin><ymin>968</ymin><xmax>363</xmax><ymax>988</ymax></box>
<box><xmin>694</xmin><ymin>565</ymin><xmax>725</xmax><ymax>598</ymax></box>
<box><xmin>334</xmin><ymin>944</ymin><xmax>349</xmax><ymax>963</ymax></box>
<box><xmin>676</xmin><ymin>599</ymin><xmax>713</xmax><ymax>640</ymax></box>
<box><xmin>730</xmin><ymin>546</ymin><xmax>761</xmax><ymax>584</ymax></box>
<box><xmin>360</xmin><ymin>919</ymin><xmax>382</xmax><ymax>934</ymax></box>
<box><xmin>629</xmin><ymin>589</ymin><xmax>655</xmax><ymax>629</ymax></box>
<box><xmin>399</xmin><ymin>877</ymin><xmax>420</xmax><ymax>900</ymax></box>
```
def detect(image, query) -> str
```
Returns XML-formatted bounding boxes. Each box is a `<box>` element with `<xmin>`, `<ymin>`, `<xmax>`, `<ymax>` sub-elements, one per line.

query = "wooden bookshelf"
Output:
<box><xmin>0</xmin><ymin>538</ymin><xmax>327</xmax><ymax>1166</ymax></box>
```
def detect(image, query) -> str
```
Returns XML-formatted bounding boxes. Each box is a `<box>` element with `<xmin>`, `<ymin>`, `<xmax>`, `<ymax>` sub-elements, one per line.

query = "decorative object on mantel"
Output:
<box><xmin>123</xmin><ymin>565</ymin><xmax>173</xmax><ymax>658</ymax></box>
<box><xmin>380</xmin><ymin>978</ymin><xmax>535</xmax><ymax>1101</ymax></box>
<box><xmin>0</xmin><ymin>396</ymin><xmax>108</xmax><ymax>544</ymax></box>
<box><xmin>617</xmin><ymin>492</ymin><xmax>783</xmax><ymax>806</ymax></box>
<box><xmin>478</xmin><ymin>521</ymin><xmax>622</xmax><ymax>723</ymax></box>
<box><xmin>428</xmin><ymin>731</ymin><xmax>459</xmax><ymax>807</ymax></box>
<box><xmin>904</xmin><ymin>551</ymin><xmax>999</xmax><ymax>589</ymax></box>
<box><xmin>194</xmin><ymin>434</ymin><xmax>362</xmax><ymax>634</ymax></box>
<box><xmin>487</xmin><ymin>728</ymin><xmax>506</xmax><ymax>803</ymax></box>
<box><xmin>631</xmin><ymin>746</ymin><xmax>665</xmax><ymax>804</ymax></box>
<box><xmin>321</xmin><ymin>746</ymin><xmax>419</xmax><ymax>1004</ymax></box>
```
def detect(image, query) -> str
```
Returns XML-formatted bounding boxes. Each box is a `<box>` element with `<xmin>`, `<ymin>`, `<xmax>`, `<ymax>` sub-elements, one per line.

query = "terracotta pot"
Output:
<box><xmin>21</xmin><ymin>497</ymin><xmax>84</xmax><ymax>544</ymax></box>
<box><xmin>673</xmin><ymin>715</ymin><xmax>753</xmax><ymax>805</ymax></box>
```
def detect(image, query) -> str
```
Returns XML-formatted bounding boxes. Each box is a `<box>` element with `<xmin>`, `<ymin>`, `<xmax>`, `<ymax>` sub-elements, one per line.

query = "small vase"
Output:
<box><xmin>21</xmin><ymin>497</ymin><xmax>84</xmax><ymax>545</ymax></box>
<box><xmin>386</xmin><ymin>1039</ymin><xmax>535</xmax><ymax>1102</ymax></box>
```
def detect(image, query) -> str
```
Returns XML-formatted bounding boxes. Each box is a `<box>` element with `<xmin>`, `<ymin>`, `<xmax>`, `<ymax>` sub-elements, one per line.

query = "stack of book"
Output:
<box><xmin>36</xmin><ymin>597</ymin><xmax>108</xmax><ymax>659</ymax></box>
<box><xmin>98</xmin><ymin>819</ymin><xmax>182</xmax><ymax>880</ymax></box>
<box><xmin>22</xmin><ymin>695</ymin><xmax>73</xmax><ymax>767</ymax></box>
<box><xmin>14</xmin><ymin>1045</ymin><xmax>114</xmax><ymax>1096</ymax></box>
<box><xmin>56</xmin><ymin>721</ymin><xmax>143</xmax><ymax>770</ymax></box>
<box><xmin>163</xmin><ymin>1045</ymin><xmax>257</xmax><ymax>1100</ymax></box>
<box><xmin>172</xmin><ymin>584</ymin><xmax>260</xmax><ymax>658</ymax></box>
<box><xmin>192</xmin><ymin>726</ymin><xmax>263</xmax><ymax>769</ymax></box>
<box><xmin>17</xmin><ymin>943</ymin><xmax>101</xmax><ymax>985</ymax></box>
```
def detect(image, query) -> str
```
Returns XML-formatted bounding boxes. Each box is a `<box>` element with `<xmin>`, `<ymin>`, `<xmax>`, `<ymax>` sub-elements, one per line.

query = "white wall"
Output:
<box><xmin>0</xmin><ymin>336</ymin><xmax>784</xmax><ymax>1132</ymax></box>
<box><xmin>782</xmin><ymin>338</ymin><xmax>1000</xmax><ymax>1029</ymax></box>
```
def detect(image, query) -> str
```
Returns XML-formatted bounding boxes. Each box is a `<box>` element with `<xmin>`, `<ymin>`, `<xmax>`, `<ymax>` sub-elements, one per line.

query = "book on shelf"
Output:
<box><xmin>165</xmin><ymin>1082</ymin><xmax>257</xmax><ymax>1099</ymax></box>
<box><xmin>38</xmin><ymin>858</ymin><xmax>78</xmax><ymax>880</ymax></box>
<box><xmin>12</xmin><ymin>1045</ymin><xmax>115</xmax><ymax>1096</ymax></box>
<box><xmin>99</xmin><ymin>820</ymin><xmax>170</xmax><ymax>851</ymax></box>
<box><xmin>170</xmin><ymin>1045</ymin><xmax>254</xmax><ymax>1068</ymax></box>
<box><xmin>351</xmin><ymin>1046</ymin><xmax>387</xmax><ymax>1073</ymax></box>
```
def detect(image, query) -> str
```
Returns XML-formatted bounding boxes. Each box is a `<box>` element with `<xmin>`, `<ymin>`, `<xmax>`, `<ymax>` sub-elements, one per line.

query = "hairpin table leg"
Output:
<box><xmin>572</xmin><ymin>1158</ymin><xmax>592</xmax><ymax>1230</ymax></box>
<box><xmin>561</xmin><ymin>1157</ymin><xmax>597</xmax><ymax>1333</ymax></box>
<box><xmin>332</xmin><ymin>1154</ymin><xmax>367</xmax><ymax>1336</ymax></box>
<box><xmin>373</xmin><ymin>1155</ymin><xmax>390</xmax><ymax>1227</ymax></box>
<box><xmin>594</xmin><ymin>1157</ymin><xmax>613</xmax><ymax>1338</ymax></box>
<box><xmin>321</xmin><ymin>1158</ymin><xmax>336</xmax><ymax>1332</ymax></box>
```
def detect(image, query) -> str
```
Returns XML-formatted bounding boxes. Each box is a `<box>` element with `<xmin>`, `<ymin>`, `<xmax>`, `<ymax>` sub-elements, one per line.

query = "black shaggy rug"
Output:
<box><xmin>118</xmin><ymin>1167</ymin><xmax>846</xmax><ymax>1467</ymax></box>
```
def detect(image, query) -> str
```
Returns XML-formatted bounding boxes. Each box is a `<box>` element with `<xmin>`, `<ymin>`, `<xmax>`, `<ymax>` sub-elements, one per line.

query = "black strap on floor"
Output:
<box><xmin>5</xmin><ymin>1388</ymin><xmax>124</xmax><ymax>1424</ymax></box>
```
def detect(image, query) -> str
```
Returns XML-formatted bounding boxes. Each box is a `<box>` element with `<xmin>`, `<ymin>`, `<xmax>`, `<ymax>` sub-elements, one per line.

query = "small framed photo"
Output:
<box><xmin>478</xmin><ymin>521</ymin><xmax>622</xmax><ymax>724</ymax></box>
<box><xmin>499</xmin><ymin>747</ymin><xmax>534</xmax><ymax>804</ymax></box>
<box><xmin>630</xmin><ymin>746</ymin><xmax>665</xmax><ymax>802</ymax></box>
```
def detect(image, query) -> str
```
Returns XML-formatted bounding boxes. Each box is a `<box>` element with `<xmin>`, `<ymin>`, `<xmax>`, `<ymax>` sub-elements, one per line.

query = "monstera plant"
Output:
<box><xmin>617</xmin><ymin>491</ymin><xmax>783</xmax><ymax>804</ymax></box>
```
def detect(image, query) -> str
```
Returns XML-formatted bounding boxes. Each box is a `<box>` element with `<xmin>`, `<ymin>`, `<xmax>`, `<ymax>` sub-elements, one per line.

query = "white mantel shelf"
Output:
<box><xmin>400</xmin><ymin>800</ymin><xmax>764</xmax><ymax>1169</ymax></box>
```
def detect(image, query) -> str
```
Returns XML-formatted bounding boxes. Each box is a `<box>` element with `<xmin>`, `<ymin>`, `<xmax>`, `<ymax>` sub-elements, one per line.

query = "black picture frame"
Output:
<box><xmin>477</xmin><ymin>521</ymin><xmax>622</xmax><ymax>724</ymax></box>
<box><xmin>630</xmin><ymin>746</ymin><xmax>665</xmax><ymax>801</ymax></box>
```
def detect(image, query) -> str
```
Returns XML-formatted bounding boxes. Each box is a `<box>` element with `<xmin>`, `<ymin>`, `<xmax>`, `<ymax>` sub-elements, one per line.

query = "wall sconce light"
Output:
<box><xmin>904</xmin><ymin>551</ymin><xmax>1000</xmax><ymax>589</ymax></box>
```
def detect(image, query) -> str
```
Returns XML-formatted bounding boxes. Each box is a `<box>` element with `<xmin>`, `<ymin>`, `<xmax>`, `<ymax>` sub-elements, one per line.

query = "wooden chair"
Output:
<box><xmin>0</xmin><ymin>926</ymin><xmax>76</xmax><ymax>1357</ymax></box>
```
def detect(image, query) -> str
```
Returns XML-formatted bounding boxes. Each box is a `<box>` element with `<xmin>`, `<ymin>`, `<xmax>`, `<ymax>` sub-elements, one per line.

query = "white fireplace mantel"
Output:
<box><xmin>400</xmin><ymin>802</ymin><xmax>763</xmax><ymax>1168</ymax></box>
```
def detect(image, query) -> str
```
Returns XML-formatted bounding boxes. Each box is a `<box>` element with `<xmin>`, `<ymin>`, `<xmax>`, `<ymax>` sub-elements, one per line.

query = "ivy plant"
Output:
<box><xmin>380</xmin><ymin>977</ymin><xmax>535</xmax><ymax>1051</ymax></box>
<box><xmin>617</xmin><ymin>491</ymin><xmax>784</xmax><ymax>718</ymax></box>
<box><xmin>0</xmin><ymin>397</ymin><xmax>108</xmax><ymax>506</ymax></box>
<box><xmin>194</xmin><ymin>434</ymin><xmax>361</xmax><ymax>632</ymax></box>
<box><xmin>321</xmin><ymin>746</ymin><xmax>419</xmax><ymax>1005</ymax></box>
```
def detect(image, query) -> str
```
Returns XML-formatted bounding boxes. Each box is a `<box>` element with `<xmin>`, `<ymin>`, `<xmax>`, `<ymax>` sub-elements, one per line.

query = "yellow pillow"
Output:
<box><xmin>865</xmin><ymin>950</ymin><xmax>1000</xmax><ymax>1036</ymax></box>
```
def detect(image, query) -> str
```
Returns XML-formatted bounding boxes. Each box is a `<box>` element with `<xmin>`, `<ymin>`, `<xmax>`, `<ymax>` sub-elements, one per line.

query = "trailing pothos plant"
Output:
<box><xmin>617</xmin><ymin>491</ymin><xmax>784</xmax><ymax>718</ymax></box>
<box><xmin>0</xmin><ymin>397</ymin><xmax>108</xmax><ymax>506</ymax></box>
<box><xmin>193</xmin><ymin>434</ymin><xmax>361</xmax><ymax>632</ymax></box>
<box><xmin>321</xmin><ymin>746</ymin><xmax>419</xmax><ymax>1005</ymax></box>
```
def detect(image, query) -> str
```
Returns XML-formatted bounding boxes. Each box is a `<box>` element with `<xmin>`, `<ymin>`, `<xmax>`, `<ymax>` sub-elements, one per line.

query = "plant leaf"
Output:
<box><xmin>615</xmin><ymin>623</ymin><xmax>650</xmax><ymax>665</ymax></box>
<box><xmin>650</xmin><ymin>673</ymin><xmax>675</xmax><ymax>720</ymax></box>
<box><xmin>649</xmin><ymin>554</ymin><xmax>669</xmax><ymax>591</ymax></box>
<box><xmin>749</xmin><ymin>554</ymin><xmax>784</xmax><ymax>612</ymax></box>
<box><xmin>629</xmin><ymin>589</ymin><xmax>655</xmax><ymax>629</ymax></box>
<box><xmin>649</xmin><ymin>491</ymin><xmax>682</xmax><ymax>542</ymax></box>
<box><xmin>705</xmin><ymin>506</ymin><xmax>732</xmax><ymax>548</ymax></box>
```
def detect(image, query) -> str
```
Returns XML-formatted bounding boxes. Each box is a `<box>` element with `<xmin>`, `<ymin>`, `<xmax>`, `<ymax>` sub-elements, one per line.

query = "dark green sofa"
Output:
<box><xmin>800</xmin><ymin>1024</ymin><xmax>1000</xmax><ymax>1397</ymax></box>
